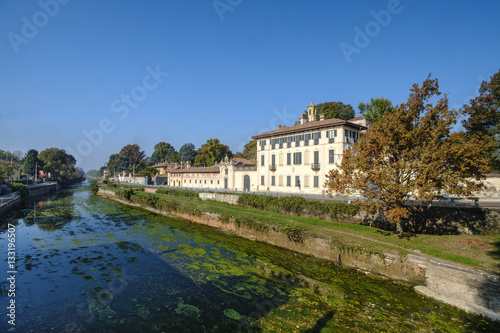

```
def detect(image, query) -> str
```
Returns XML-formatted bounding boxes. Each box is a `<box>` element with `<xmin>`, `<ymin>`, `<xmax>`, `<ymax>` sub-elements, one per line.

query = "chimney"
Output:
<box><xmin>319</xmin><ymin>113</ymin><xmax>326</xmax><ymax>121</ymax></box>
<box><xmin>300</xmin><ymin>113</ymin><xmax>307</xmax><ymax>125</ymax></box>
<box><xmin>278</xmin><ymin>125</ymin><xmax>282</xmax><ymax>129</ymax></box>
<box><xmin>186</xmin><ymin>161</ymin><xmax>191</xmax><ymax>169</ymax></box>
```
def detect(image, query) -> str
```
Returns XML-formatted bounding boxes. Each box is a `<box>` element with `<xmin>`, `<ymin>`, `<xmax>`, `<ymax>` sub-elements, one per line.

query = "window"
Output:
<box><xmin>304</xmin><ymin>151</ymin><xmax>310</xmax><ymax>165</ymax></box>
<box><xmin>271</xmin><ymin>175</ymin><xmax>275</xmax><ymax>186</ymax></box>
<box><xmin>295</xmin><ymin>176</ymin><xmax>300</xmax><ymax>187</ymax></box>
<box><xmin>287</xmin><ymin>153</ymin><xmax>291</xmax><ymax>165</ymax></box>
<box><xmin>279</xmin><ymin>152</ymin><xmax>283</xmax><ymax>166</ymax></box>
<box><xmin>279</xmin><ymin>137</ymin><xmax>284</xmax><ymax>148</ymax></box>
<box><xmin>279</xmin><ymin>175</ymin><xmax>283</xmax><ymax>186</ymax></box>
<box><xmin>327</xmin><ymin>129</ymin><xmax>337</xmax><ymax>143</ymax></box>
<box><xmin>259</xmin><ymin>140</ymin><xmax>267</xmax><ymax>150</ymax></box>
<box><xmin>225</xmin><ymin>168</ymin><xmax>228</xmax><ymax>175</ymax></box>
<box><xmin>205</xmin><ymin>180</ymin><xmax>207</xmax><ymax>184</ymax></box>
<box><xmin>305</xmin><ymin>133</ymin><xmax>310</xmax><ymax>145</ymax></box>
<box><xmin>286</xmin><ymin>176</ymin><xmax>291</xmax><ymax>186</ymax></box>
<box><xmin>304</xmin><ymin>175</ymin><xmax>309</xmax><ymax>187</ymax></box>
<box><xmin>313</xmin><ymin>132</ymin><xmax>321</xmax><ymax>145</ymax></box>
<box><xmin>261</xmin><ymin>175</ymin><xmax>265</xmax><ymax>185</ymax></box>
<box><xmin>211</xmin><ymin>180</ymin><xmax>213</xmax><ymax>184</ymax></box>
<box><xmin>293</xmin><ymin>152</ymin><xmax>302</xmax><ymax>165</ymax></box>
<box><xmin>314</xmin><ymin>176</ymin><xmax>319</xmax><ymax>188</ymax></box>
<box><xmin>217</xmin><ymin>180</ymin><xmax>220</xmax><ymax>184</ymax></box>
<box><xmin>261</xmin><ymin>155</ymin><xmax>265</xmax><ymax>166</ymax></box>
<box><xmin>329</xmin><ymin>149</ymin><xmax>335</xmax><ymax>164</ymax></box>
<box><xmin>287</xmin><ymin>136</ymin><xmax>293</xmax><ymax>148</ymax></box>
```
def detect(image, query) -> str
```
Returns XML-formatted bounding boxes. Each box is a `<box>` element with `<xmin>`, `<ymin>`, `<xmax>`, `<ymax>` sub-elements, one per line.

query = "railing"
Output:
<box><xmin>269</xmin><ymin>164</ymin><xmax>277</xmax><ymax>171</ymax></box>
<box><xmin>311</xmin><ymin>163</ymin><xmax>321</xmax><ymax>171</ymax></box>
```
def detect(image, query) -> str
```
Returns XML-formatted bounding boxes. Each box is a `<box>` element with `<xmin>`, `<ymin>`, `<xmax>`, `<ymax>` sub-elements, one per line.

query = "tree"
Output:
<box><xmin>326</xmin><ymin>76</ymin><xmax>490</xmax><ymax>232</ymax></box>
<box><xmin>194</xmin><ymin>138</ymin><xmax>233</xmax><ymax>167</ymax></box>
<box><xmin>240</xmin><ymin>139</ymin><xmax>256</xmax><ymax>160</ymax></box>
<box><xmin>0</xmin><ymin>150</ymin><xmax>23</xmax><ymax>163</ymax></box>
<box><xmin>178</xmin><ymin>143</ymin><xmax>198</xmax><ymax>163</ymax></box>
<box><xmin>315</xmin><ymin>101</ymin><xmax>355</xmax><ymax>120</ymax></box>
<box><xmin>107</xmin><ymin>153</ymin><xmax>128</xmax><ymax>175</ymax></box>
<box><xmin>38</xmin><ymin>148</ymin><xmax>78</xmax><ymax>184</ymax></box>
<box><xmin>23</xmin><ymin>149</ymin><xmax>44</xmax><ymax>178</ymax></box>
<box><xmin>462</xmin><ymin>69</ymin><xmax>500</xmax><ymax>171</ymax></box>
<box><xmin>151</xmin><ymin>142</ymin><xmax>177</xmax><ymax>164</ymax></box>
<box><xmin>358</xmin><ymin>97</ymin><xmax>393</xmax><ymax>124</ymax></box>
<box><xmin>119</xmin><ymin>144</ymin><xmax>145</xmax><ymax>170</ymax></box>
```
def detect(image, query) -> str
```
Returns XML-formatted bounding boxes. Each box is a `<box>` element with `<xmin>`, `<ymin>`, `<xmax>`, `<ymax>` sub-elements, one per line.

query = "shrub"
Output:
<box><xmin>238</xmin><ymin>193</ymin><xmax>278</xmax><ymax>210</ymax></box>
<box><xmin>278</xmin><ymin>196</ymin><xmax>306</xmax><ymax>215</ymax></box>
<box><xmin>146</xmin><ymin>194</ymin><xmax>159</xmax><ymax>208</ymax></box>
<box><xmin>8</xmin><ymin>183</ymin><xmax>29</xmax><ymax>199</ymax></box>
<box><xmin>89</xmin><ymin>182</ymin><xmax>99</xmax><ymax>195</ymax></box>
<box><xmin>118</xmin><ymin>188</ymin><xmax>134</xmax><ymax>201</ymax></box>
<box><xmin>156</xmin><ymin>188</ymin><xmax>200</xmax><ymax>200</ymax></box>
<box><xmin>284</xmin><ymin>223</ymin><xmax>306</xmax><ymax>243</ymax></box>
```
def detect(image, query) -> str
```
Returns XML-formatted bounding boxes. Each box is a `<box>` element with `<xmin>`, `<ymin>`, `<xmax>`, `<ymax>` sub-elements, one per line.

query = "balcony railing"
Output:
<box><xmin>269</xmin><ymin>164</ymin><xmax>277</xmax><ymax>171</ymax></box>
<box><xmin>311</xmin><ymin>163</ymin><xmax>321</xmax><ymax>171</ymax></box>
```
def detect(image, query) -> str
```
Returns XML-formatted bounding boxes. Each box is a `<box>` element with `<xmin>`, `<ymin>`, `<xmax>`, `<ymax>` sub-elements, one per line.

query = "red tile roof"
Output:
<box><xmin>251</xmin><ymin>118</ymin><xmax>366</xmax><ymax>139</ymax></box>
<box><xmin>169</xmin><ymin>165</ymin><xmax>220</xmax><ymax>174</ymax></box>
<box><xmin>232</xmin><ymin>157</ymin><xmax>256</xmax><ymax>166</ymax></box>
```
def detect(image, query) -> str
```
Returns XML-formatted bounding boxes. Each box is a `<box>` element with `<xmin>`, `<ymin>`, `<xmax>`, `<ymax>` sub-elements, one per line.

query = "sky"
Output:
<box><xmin>1</xmin><ymin>0</ymin><xmax>500</xmax><ymax>171</ymax></box>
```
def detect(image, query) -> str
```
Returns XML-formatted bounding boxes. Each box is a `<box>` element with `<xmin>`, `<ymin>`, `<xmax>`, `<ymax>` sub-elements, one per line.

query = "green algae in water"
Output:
<box><xmin>174</xmin><ymin>300</ymin><xmax>201</xmax><ymax>318</ymax></box>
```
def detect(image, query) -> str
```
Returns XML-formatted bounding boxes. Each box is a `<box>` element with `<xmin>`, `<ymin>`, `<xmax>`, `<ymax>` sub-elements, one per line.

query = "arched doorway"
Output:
<box><xmin>243</xmin><ymin>175</ymin><xmax>250</xmax><ymax>192</ymax></box>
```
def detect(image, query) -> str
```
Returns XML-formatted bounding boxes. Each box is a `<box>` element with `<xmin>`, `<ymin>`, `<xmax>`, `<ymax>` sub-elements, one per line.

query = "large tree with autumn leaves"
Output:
<box><xmin>326</xmin><ymin>76</ymin><xmax>491</xmax><ymax>232</ymax></box>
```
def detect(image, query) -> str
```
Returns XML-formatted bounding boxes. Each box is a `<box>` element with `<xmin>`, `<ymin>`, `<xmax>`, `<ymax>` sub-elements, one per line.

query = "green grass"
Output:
<box><xmin>99</xmin><ymin>186</ymin><xmax>500</xmax><ymax>273</ymax></box>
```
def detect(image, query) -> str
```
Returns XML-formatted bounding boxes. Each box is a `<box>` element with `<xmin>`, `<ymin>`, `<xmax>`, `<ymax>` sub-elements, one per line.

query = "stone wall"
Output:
<box><xmin>199</xmin><ymin>192</ymin><xmax>239</xmax><ymax>205</ymax></box>
<box><xmin>415</xmin><ymin>258</ymin><xmax>500</xmax><ymax>320</ymax></box>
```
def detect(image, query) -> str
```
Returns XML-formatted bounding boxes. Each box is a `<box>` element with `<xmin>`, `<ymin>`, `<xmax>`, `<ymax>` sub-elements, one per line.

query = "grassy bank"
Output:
<box><xmin>99</xmin><ymin>185</ymin><xmax>500</xmax><ymax>274</ymax></box>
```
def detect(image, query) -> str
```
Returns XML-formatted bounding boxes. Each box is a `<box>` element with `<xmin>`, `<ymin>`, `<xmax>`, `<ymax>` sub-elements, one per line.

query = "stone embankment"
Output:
<box><xmin>97</xmin><ymin>188</ymin><xmax>500</xmax><ymax>321</ymax></box>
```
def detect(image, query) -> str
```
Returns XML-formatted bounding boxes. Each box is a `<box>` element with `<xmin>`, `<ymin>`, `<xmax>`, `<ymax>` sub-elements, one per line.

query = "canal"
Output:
<box><xmin>1</xmin><ymin>182</ymin><xmax>498</xmax><ymax>332</ymax></box>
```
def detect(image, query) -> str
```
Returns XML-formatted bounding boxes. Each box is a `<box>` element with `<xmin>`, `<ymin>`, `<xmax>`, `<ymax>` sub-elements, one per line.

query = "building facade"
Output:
<box><xmin>251</xmin><ymin>103</ymin><xmax>367</xmax><ymax>195</ymax></box>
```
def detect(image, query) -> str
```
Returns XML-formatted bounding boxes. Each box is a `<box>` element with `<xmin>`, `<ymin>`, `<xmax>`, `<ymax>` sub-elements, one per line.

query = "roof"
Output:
<box><xmin>348</xmin><ymin>116</ymin><xmax>365</xmax><ymax>121</ymax></box>
<box><xmin>0</xmin><ymin>159</ymin><xmax>22</xmax><ymax>167</ymax></box>
<box><xmin>169</xmin><ymin>165</ymin><xmax>220</xmax><ymax>174</ymax></box>
<box><xmin>251</xmin><ymin>118</ymin><xmax>367</xmax><ymax>140</ymax></box>
<box><xmin>232</xmin><ymin>157</ymin><xmax>256</xmax><ymax>166</ymax></box>
<box><xmin>151</xmin><ymin>162</ymin><xmax>174</xmax><ymax>168</ymax></box>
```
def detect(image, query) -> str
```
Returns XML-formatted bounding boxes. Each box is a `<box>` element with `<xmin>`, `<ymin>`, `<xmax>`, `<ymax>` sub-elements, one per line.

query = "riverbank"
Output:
<box><xmin>96</xmin><ymin>186</ymin><xmax>500</xmax><ymax>320</ymax></box>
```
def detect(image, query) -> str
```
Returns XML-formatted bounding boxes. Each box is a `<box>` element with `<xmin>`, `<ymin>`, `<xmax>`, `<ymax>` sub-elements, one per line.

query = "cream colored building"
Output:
<box><xmin>251</xmin><ymin>102</ymin><xmax>367</xmax><ymax>195</ymax></box>
<box><xmin>167</xmin><ymin>157</ymin><xmax>256</xmax><ymax>191</ymax></box>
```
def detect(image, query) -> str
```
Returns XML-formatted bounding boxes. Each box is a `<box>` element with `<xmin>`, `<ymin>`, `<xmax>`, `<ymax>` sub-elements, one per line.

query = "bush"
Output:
<box><xmin>118</xmin><ymin>188</ymin><xmax>134</xmax><ymax>201</ymax></box>
<box><xmin>278</xmin><ymin>196</ymin><xmax>306</xmax><ymax>215</ymax></box>
<box><xmin>146</xmin><ymin>193</ymin><xmax>159</xmax><ymax>208</ymax></box>
<box><xmin>89</xmin><ymin>182</ymin><xmax>99</xmax><ymax>195</ymax></box>
<box><xmin>8</xmin><ymin>183</ymin><xmax>29</xmax><ymax>199</ymax></box>
<box><xmin>238</xmin><ymin>193</ymin><xmax>278</xmax><ymax>210</ymax></box>
<box><xmin>284</xmin><ymin>223</ymin><xmax>306</xmax><ymax>243</ymax></box>
<box><xmin>156</xmin><ymin>188</ymin><xmax>200</xmax><ymax>200</ymax></box>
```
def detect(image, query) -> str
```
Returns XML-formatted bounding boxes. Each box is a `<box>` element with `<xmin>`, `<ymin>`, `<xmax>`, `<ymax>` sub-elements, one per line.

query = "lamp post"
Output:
<box><xmin>34</xmin><ymin>162</ymin><xmax>39</xmax><ymax>186</ymax></box>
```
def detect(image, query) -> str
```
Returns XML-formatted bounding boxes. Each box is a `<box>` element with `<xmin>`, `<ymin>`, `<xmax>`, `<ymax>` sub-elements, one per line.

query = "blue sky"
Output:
<box><xmin>1</xmin><ymin>0</ymin><xmax>499</xmax><ymax>171</ymax></box>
